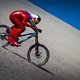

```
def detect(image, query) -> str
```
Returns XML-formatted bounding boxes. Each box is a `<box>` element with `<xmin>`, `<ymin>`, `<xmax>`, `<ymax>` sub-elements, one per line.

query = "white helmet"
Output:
<box><xmin>29</xmin><ymin>12</ymin><xmax>41</xmax><ymax>25</ymax></box>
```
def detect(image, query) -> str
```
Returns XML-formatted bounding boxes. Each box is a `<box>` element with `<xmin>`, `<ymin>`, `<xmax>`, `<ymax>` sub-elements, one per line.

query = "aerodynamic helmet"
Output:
<box><xmin>28</xmin><ymin>12</ymin><xmax>41</xmax><ymax>25</ymax></box>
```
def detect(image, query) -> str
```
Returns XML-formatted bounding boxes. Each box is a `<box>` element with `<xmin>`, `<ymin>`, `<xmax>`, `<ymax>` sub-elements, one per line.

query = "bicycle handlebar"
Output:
<box><xmin>38</xmin><ymin>29</ymin><xmax>42</xmax><ymax>33</ymax></box>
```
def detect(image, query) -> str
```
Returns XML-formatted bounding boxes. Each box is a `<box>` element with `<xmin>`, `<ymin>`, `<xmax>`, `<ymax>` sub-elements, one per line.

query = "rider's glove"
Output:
<box><xmin>31</xmin><ymin>26</ymin><xmax>42</xmax><ymax>33</ymax></box>
<box><xmin>38</xmin><ymin>29</ymin><xmax>42</xmax><ymax>33</ymax></box>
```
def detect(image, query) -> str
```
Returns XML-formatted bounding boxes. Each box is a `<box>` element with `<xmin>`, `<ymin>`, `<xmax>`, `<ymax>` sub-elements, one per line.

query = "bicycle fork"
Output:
<box><xmin>35</xmin><ymin>31</ymin><xmax>39</xmax><ymax>56</ymax></box>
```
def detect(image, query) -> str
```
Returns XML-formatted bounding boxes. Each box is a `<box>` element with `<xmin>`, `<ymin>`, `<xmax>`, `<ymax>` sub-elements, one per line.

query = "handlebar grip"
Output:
<box><xmin>38</xmin><ymin>29</ymin><xmax>42</xmax><ymax>33</ymax></box>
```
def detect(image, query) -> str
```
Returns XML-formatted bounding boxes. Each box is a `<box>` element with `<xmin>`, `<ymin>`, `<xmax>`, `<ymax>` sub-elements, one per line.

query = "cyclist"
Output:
<box><xmin>8</xmin><ymin>10</ymin><xmax>41</xmax><ymax>46</ymax></box>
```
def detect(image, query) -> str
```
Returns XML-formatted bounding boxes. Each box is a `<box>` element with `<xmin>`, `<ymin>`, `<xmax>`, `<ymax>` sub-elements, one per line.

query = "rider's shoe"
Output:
<box><xmin>10</xmin><ymin>41</ymin><xmax>21</xmax><ymax>47</ymax></box>
<box><xmin>8</xmin><ymin>37</ymin><xmax>21</xmax><ymax>47</ymax></box>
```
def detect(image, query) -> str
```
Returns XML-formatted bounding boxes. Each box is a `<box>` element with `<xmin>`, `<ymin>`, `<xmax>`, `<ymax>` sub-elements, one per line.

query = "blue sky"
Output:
<box><xmin>29</xmin><ymin>0</ymin><xmax>80</xmax><ymax>30</ymax></box>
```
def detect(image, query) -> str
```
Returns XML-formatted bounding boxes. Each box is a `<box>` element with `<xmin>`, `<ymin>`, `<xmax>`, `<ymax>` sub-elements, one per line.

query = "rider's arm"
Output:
<box><xmin>31</xmin><ymin>25</ymin><xmax>42</xmax><ymax>33</ymax></box>
<box><xmin>22</xmin><ymin>18</ymin><xmax>38</xmax><ymax>30</ymax></box>
<box><xmin>22</xmin><ymin>15</ymin><xmax>32</xmax><ymax>27</ymax></box>
<box><xmin>22</xmin><ymin>16</ymin><xmax>40</xmax><ymax>31</ymax></box>
<box><xmin>31</xmin><ymin>25</ymin><xmax>39</xmax><ymax>31</ymax></box>
<box><xmin>23</xmin><ymin>21</ymin><xmax>42</xmax><ymax>32</ymax></box>
<box><xmin>23</xmin><ymin>22</ymin><xmax>32</xmax><ymax>27</ymax></box>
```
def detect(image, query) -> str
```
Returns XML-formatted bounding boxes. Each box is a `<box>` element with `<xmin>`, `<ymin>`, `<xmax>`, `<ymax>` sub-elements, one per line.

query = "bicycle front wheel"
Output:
<box><xmin>27</xmin><ymin>44</ymin><xmax>50</xmax><ymax>66</ymax></box>
<box><xmin>0</xmin><ymin>25</ymin><xmax>10</xmax><ymax>47</ymax></box>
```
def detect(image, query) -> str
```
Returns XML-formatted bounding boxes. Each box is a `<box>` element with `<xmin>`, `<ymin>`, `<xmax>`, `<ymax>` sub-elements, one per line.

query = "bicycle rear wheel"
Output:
<box><xmin>0</xmin><ymin>25</ymin><xmax>10</xmax><ymax>47</ymax></box>
<box><xmin>27</xmin><ymin>44</ymin><xmax>50</xmax><ymax>66</ymax></box>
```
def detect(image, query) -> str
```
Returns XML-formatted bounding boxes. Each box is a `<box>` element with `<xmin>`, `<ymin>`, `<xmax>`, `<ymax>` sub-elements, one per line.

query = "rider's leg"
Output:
<box><xmin>10</xmin><ymin>16</ymin><xmax>24</xmax><ymax>29</ymax></box>
<box><xmin>8</xmin><ymin>16</ymin><xmax>25</xmax><ymax>46</ymax></box>
<box><xmin>8</xmin><ymin>27</ymin><xmax>22</xmax><ymax>46</ymax></box>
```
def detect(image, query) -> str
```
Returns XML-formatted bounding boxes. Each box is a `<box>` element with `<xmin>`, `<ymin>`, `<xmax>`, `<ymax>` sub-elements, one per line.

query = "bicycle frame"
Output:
<box><xmin>2</xmin><ymin>30</ymin><xmax>39</xmax><ymax>48</ymax></box>
<box><xmin>19</xmin><ymin>32</ymin><xmax>36</xmax><ymax>44</ymax></box>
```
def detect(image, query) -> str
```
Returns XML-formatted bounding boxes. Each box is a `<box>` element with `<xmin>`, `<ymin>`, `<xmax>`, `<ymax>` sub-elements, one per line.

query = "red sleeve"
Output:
<box><xmin>23</xmin><ymin>22</ymin><xmax>32</xmax><ymax>27</ymax></box>
<box><xmin>22</xmin><ymin>13</ymin><xmax>32</xmax><ymax>27</ymax></box>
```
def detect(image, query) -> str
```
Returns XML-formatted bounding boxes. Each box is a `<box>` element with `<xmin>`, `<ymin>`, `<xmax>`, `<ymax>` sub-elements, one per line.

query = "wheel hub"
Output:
<box><xmin>35</xmin><ymin>52</ymin><xmax>42</xmax><ymax>59</ymax></box>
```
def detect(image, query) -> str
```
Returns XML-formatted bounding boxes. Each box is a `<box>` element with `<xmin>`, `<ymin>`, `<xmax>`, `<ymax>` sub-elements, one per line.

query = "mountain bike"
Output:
<box><xmin>0</xmin><ymin>25</ymin><xmax>50</xmax><ymax>66</ymax></box>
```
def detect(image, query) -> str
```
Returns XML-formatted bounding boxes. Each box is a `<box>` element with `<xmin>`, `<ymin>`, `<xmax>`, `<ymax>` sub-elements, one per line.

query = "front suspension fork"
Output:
<box><xmin>35</xmin><ymin>31</ymin><xmax>39</xmax><ymax>55</ymax></box>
